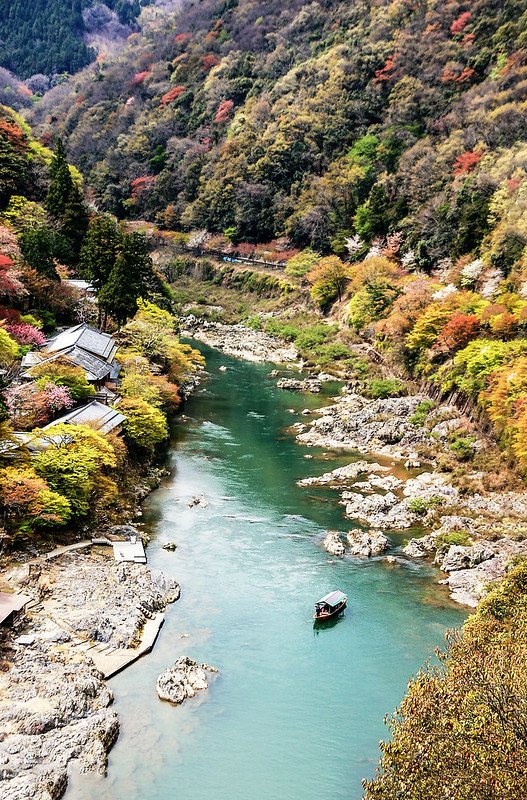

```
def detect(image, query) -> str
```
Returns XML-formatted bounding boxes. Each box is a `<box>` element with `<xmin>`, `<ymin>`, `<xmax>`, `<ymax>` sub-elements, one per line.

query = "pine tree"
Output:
<box><xmin>98</xmin><ymin>232</ymin><xmax>158</xmax><ymax>327</ymax></box>
<box><xmin>60</xmin><ymin>183</ymin><xmax>89</xmax><ymax>264</ymax></box>
<box><xmin>19</xmin><ymin>228</ymin><xmax>59</xmax><ymax>280</ymax></box>
<box><xmin>80</xmin><ymin>214</ymin><xmax>122</xmax><ymax>290</ymax></box>
<box><xmin>46</xmin><ymin>139</ymin><xmax>73</xmax><ymax>219</ymax></box>
<box><xmin>45</xmin><ymin>138</ymin><xmax>88</xmax><ymax>265</ymax></box>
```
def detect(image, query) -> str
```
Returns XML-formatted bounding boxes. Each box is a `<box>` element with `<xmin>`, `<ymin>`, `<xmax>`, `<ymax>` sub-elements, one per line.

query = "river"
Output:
<box><xmin>70</xmin><ymin>343</ymin><xmax>465</xmax><ymax>800</ymax></box>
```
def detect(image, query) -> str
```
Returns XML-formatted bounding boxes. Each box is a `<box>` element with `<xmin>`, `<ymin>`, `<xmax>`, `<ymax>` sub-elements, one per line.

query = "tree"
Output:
<box><xmin>45</xmin><ymin>138</ymin><xmax>88</xmax><ymax>265</ymax></box>
<box><xmin>120</xmin><ymin>372</ymin><xmax>181</xmax><ymax>411</ymax></box>
<box><xmin>46</xmin><ymin>139</ymin><xmax>74</xmax><ymax>219</ymax></box>
<box><xmin>0</xmin><ymin>466</ymin><xmax>71</xmax><ymax>534</ymax></box>
<box><xmin>80</xmin><ymin>214</ymin><xmax>122</xmax><ymax>290</ymax></box>
<box><xmin>307</xmin><ymin>256</ymin><xmax>350</xmax><ymax>308</ymax></box>
<box><xmin>5</xmin><ymin>382</ymin><xmax>73</xmax><ymax>430</ymax></box>
<box><xmin>363</xmin><ymin>562</ymin><xmax>527</xmax><ymax>800</ymax></box>
<box><xmin>19</xmin><ymin>228</ymin><xmax>59</xmax><ymax>280</ymax></box>
<box><xmin>98</xmin><ymin>232</ymin><xmax>161</xmax><ymax>326</ymax></box>
<box><xmin>0</xmin><ymin>253</ymin><xmax>25</xmax><ymax>298</ymax></box>
<box><xmin>347</xmin><ymin>256</ymin><xmax>402</xmax><ymax>329</ymax></box>
<box><xmin>59</xmin><ymin>182</ymin><xmax>89</xmax><ymax>263</ymax></box>
<box><xmin>406</xmin><ymin>304</ymin><xmax>452</xmax><ymax>353</ymax></box>
<box><xmin>285</xmin><ymin>249</ymin><xmax>321</xmax><ymax>278</ymax></box>
<box><xmin>354</xmin><ymin>184</ymin><xmax>391</xmax><ymax>241</ymax></box>
<box><xmin>0</xmin><ymin>324</ymin><xmax>19</xmax><ymax>365</ymax></box>
<box><xmin>119</xmin><ymin>300</ymin><xmax>204</xmax><ymax>380</ymax></box>
<box><xmin>3</xmin><ymin>195</ymin><xmax>48</xmax><ymax>232</ymax></box>
<box><xmin>118</xmin><ymin>397</ymin><xmax>169</xmax><ymax>451</ymax></box>
<box><xmin>33</xmin><ymin>423</ymin><xmax>117</xmax><ymax>517</ymax></box>
<box><xmin>433</xmin><ymin>313</ymin><xmax>480</xmax><ymax>355</ymax></box>
<box><xmin>31</xmin><ymin>359</ymin><xmax>95</xmax><ymax>402</ymax></box>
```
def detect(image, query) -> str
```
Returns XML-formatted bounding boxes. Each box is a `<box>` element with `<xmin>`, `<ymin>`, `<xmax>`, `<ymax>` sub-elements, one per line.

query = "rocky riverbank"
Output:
<box><xmin>0</xmin><ymin>548</ymin><xmax>179</xmax><ymax>799</ymax></box>
<box><xmin>294</xmin><ymin>390</ymin><xmax>527</xmax><ymax>607</ymax></box>
<box><xmin>181</xmin><ymin>317</ymin><xmax>299</xmax><ymax>363</ymax></box>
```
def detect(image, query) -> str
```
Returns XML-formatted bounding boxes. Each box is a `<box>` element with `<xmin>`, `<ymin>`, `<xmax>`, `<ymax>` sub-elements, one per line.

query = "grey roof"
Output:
<box><xmin>62</xmin><ymin>346</ymin><xmax>113</xmax><ymax>381</ymax></box>
<box><xmin>46</xmin><ymin>324</ymin><xmax>117</xmax><ymax>362</ymax></box>
<box><xmin>62</xmin><ymin>279</ymin><xmax>94</xmax><ymax>292</ymax></box>
<box><xmin>44</xmin><ymin>400</ymin><xmax>126</xmax><ymax>435</ymax></box>
<box><xmin>112</xmin><ymin>539</ymin><xmax>146</xmax><ymax>564</ymax></box>
<box><xmin>22</xmin><ymin>347</ymin><xmax>113</xmax><ymax>383</ymax></box>
<box><xmin>318</xmin><ymin>590</ymin><xmax>347</xmax><ymax>607</ymax></box>
<box><xmin>0</xmin><ymin>592</ymin><xmax>32</xmax><ymax>623</ymax></box>
<box><xmin>20</xmin><ymin>351</ymin><xmax>44</xmax><ymax>370</ymax></box>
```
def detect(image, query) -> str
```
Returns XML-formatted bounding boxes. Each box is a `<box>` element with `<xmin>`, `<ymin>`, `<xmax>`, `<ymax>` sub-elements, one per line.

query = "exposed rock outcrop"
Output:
<box><xmin>0</xmin><ymin>551</ymin><xmax>180</xmax><ymax>797</ymax></box>
<box><xmin>297</xmin><ymin>460</ymin><xmax>388</xmax><ymax>488</ymax></box>
<box><xmin>347</xmin><ymin>530</ymin><xmax>390</xmax><ymax>557</ymax></box>
<box><xmin>277</xmin><ymin>378</ymin><xmax>321</xmax><ymax>393</ymax></box>
<box><xmin>436</xmin><ymin>543</ymin><xmax>494</xmax><ymax>572</ymax></box>
<box><xmin>322</xmin><ymin>531</ymin><xmax>346</xmax><ymax>557</ymax></box>
<box><xmin>156</xmin><ymin>657</ymin><xmax>218</xmax><ymax>705</ymax></box>
<box><xmin>181</xmin><ymin>318</ymin><xmax>298</xmax><ymax>363</ymax></box>
<box><xmin>296</xmin><ymin>393</ymin><xmax>435</xmax><ymax>457</ymax></box>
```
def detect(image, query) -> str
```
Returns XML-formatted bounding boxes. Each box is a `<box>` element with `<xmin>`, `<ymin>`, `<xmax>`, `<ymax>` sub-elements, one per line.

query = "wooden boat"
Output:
<box><xmin>313</xmin><ymin>590</ymin><xmax>347</xmax><ymax>621</ymax></box>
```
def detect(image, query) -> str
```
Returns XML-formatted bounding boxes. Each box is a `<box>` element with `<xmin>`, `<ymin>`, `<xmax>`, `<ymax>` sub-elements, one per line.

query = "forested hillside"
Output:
<box><xmin>0</xmin><ymin>0</ymin><xmax>151</xmax><ymax>79</ymax></box>
<box><xmin>29</xmin><ymin>0</ymin><xmax>527</xmax><ymax>263</ymax></box>
<box><xmin>0</xmin><ymin>102</ymin><xmax>202</xmax><ymax>543</ymax></box>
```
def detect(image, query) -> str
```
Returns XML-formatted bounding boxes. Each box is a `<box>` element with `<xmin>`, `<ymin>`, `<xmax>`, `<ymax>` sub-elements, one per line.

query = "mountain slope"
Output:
<box><xmin>0</xmin><ymin>1</ymin><xmax>155</xmax><ymax>79</ymax></box>
<box><xmin>28</xmin><ymin>0</ymin><xmax>527</xmax><ymax>265</ymax></box>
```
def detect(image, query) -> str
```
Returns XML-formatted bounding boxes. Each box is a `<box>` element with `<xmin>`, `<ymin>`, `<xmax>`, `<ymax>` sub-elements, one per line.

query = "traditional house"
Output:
<box><xmin>43</xmin><ymin>399</ymin><xmax>126</xmax><ymax>435</ymax></box>
<box><xmin>62</xmin><ymin>279</ymin><xmax>96</xmax><ymax>301</ymax></box>
<box><xmin>21</xmin><ymin>323</ymin><xmax>120</xmax><ymax>391</ymax></box>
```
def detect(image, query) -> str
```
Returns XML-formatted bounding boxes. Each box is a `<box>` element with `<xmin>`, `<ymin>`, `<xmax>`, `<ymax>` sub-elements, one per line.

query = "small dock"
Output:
<box><xmin>88</xmin><ymin>612</ymin><xmax>165</xmax><ymax>679</ymax></box>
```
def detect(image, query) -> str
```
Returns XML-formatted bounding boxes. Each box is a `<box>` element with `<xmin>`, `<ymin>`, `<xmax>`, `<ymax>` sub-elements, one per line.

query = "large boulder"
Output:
<box><xmin>156</xmin><ymin>657</ymin><xmax>218</xmax><ymax>705</ymax></box>
<box><xmin>297</xmin><ymin>460</ymin><xmax>387</xmax><ymax>488</ymax></box>
<box><xmin>437</xmin><ymin>543</ymin><xmax>494</xmax><ymax>572</ymax></box>
<box><xmin>403</xmin><ymin>534</ymin><xmax>437</xmax><ymax>558</ymax></box>
<box><xmin>440</xmin><ymin>557</ymin><xmax>505</xmax><ymax>607</ymax></box>
<box><xmin>347</xmin><ymin>530</ymin><xmax>389</xmax><ymax>557</ymax></box>
<box><xmin>276</xmin><ymin>378</ymin><xmax>321</xmax><ymax>393</ymax></box>
<box><xmin>322</xmin><ymin>531</ymin><xmax>345</xmax><ymax>557</ymax></box>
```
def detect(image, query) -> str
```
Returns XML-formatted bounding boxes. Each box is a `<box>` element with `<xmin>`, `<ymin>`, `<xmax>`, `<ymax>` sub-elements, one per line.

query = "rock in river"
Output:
<box><xmin>276</xmin><ymin>378</ymin><xmax>321</xmax><ymax>393</ymax></box>
<box><xmin>322</xmin><ymin>531</ymin><xmax>345</xmax><ymax>557</ymax></box>
<box><xmin>156</xmin><ymin>657</ymin><xmax>218</xmax><ymax>705</ymax></box>
<box><xmin>347</xmin><ymin>530</ymin><xmax>390</xmax><ymax>557</ymax></box>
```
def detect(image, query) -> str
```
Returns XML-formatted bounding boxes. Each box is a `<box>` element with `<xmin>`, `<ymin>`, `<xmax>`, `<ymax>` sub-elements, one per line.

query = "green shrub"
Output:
<box><xmin>364</xmin><ymin>378</ymin><xmax>407</xmax><ymax>399</ymax></box>
<box><xmin>263</xmin><ymin>318</ymin><xmax>301</xmax><ymax>341</ymax></box>
<box><xmin>408</xmin><ymin>496</ymin><xmax>442</xmax><ymax>514</ymax></box>
<box><xmin>435</xmin><ymin>530</ymin><xmax>473</xmax><ymax>549</ymax></box>
<box><xmin>245</xmin><ymin>315</ymin><xmax>263</xmax><ymax>331</ymax></box>
<box><xmin>449</xmin><ymin>436</ymin><xmax>476</xmax><ymax>461</ymax></box>
<box><xmin>294</xmin><ymin>323</ymin><xmax>337</xmax><ymax>351</ymax></box>
<box><xmin>409</xmin><ymin>400</ymin><xmax>436</xmax><ymax>427</ymax></box>
<box><xmin>310</xmin><ymin>342</ymin><xmax>351</xmax><ymax>364</ymax></box>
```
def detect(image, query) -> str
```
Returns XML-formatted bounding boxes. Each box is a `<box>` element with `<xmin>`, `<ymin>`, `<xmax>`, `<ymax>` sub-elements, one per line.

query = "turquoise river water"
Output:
<box><xmin>70</xmin><ymin>343</ymin><xmax>466</xmax><ymax>800</ymax></box>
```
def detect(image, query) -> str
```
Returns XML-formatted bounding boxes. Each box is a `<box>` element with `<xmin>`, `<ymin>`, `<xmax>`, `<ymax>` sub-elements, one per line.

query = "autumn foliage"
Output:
<box><xmin>160</xmin><ymin>85</ymin><xmax>186</xmax><ymax>105</ymax></box>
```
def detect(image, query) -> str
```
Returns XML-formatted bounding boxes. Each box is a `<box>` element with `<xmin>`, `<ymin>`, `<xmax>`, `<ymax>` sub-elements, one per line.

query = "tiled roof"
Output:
<box><xmin>46</xmin><ymin>324</ymin><xmax>117</xmax><ymax>362</ymax></box>
<box><xmin>21</xmin><ymin>347</ymin><xmax>112</xmax><ymax>382</ymax></box>
<box><xmin>44</xmin><ymin>400</ymin><xmax>126</xmax><ymax>434</ymax></box>
<box><xmin>63</xmin><ymin>347</ymin><xmax>113</xmax><ymax>381</ymax></box>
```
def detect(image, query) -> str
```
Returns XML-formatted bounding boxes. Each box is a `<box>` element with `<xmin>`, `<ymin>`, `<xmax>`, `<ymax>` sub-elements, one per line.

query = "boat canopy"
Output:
<box><xmin>317</xmin><ymin>590</ymin><xmax>347</xmax><ymax>608</ymax></box>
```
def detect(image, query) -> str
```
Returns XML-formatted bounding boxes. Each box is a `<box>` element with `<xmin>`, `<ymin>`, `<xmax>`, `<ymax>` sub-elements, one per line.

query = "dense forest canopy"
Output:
<box><xmin>0</xmin><ymin>0</ymin><xmax>151</xmax><ymax>79</ymax></box>
<box><xmin>27</xmin><ymin>0</ymin><xmax>527</xmax><ymax>268</ymax></box>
